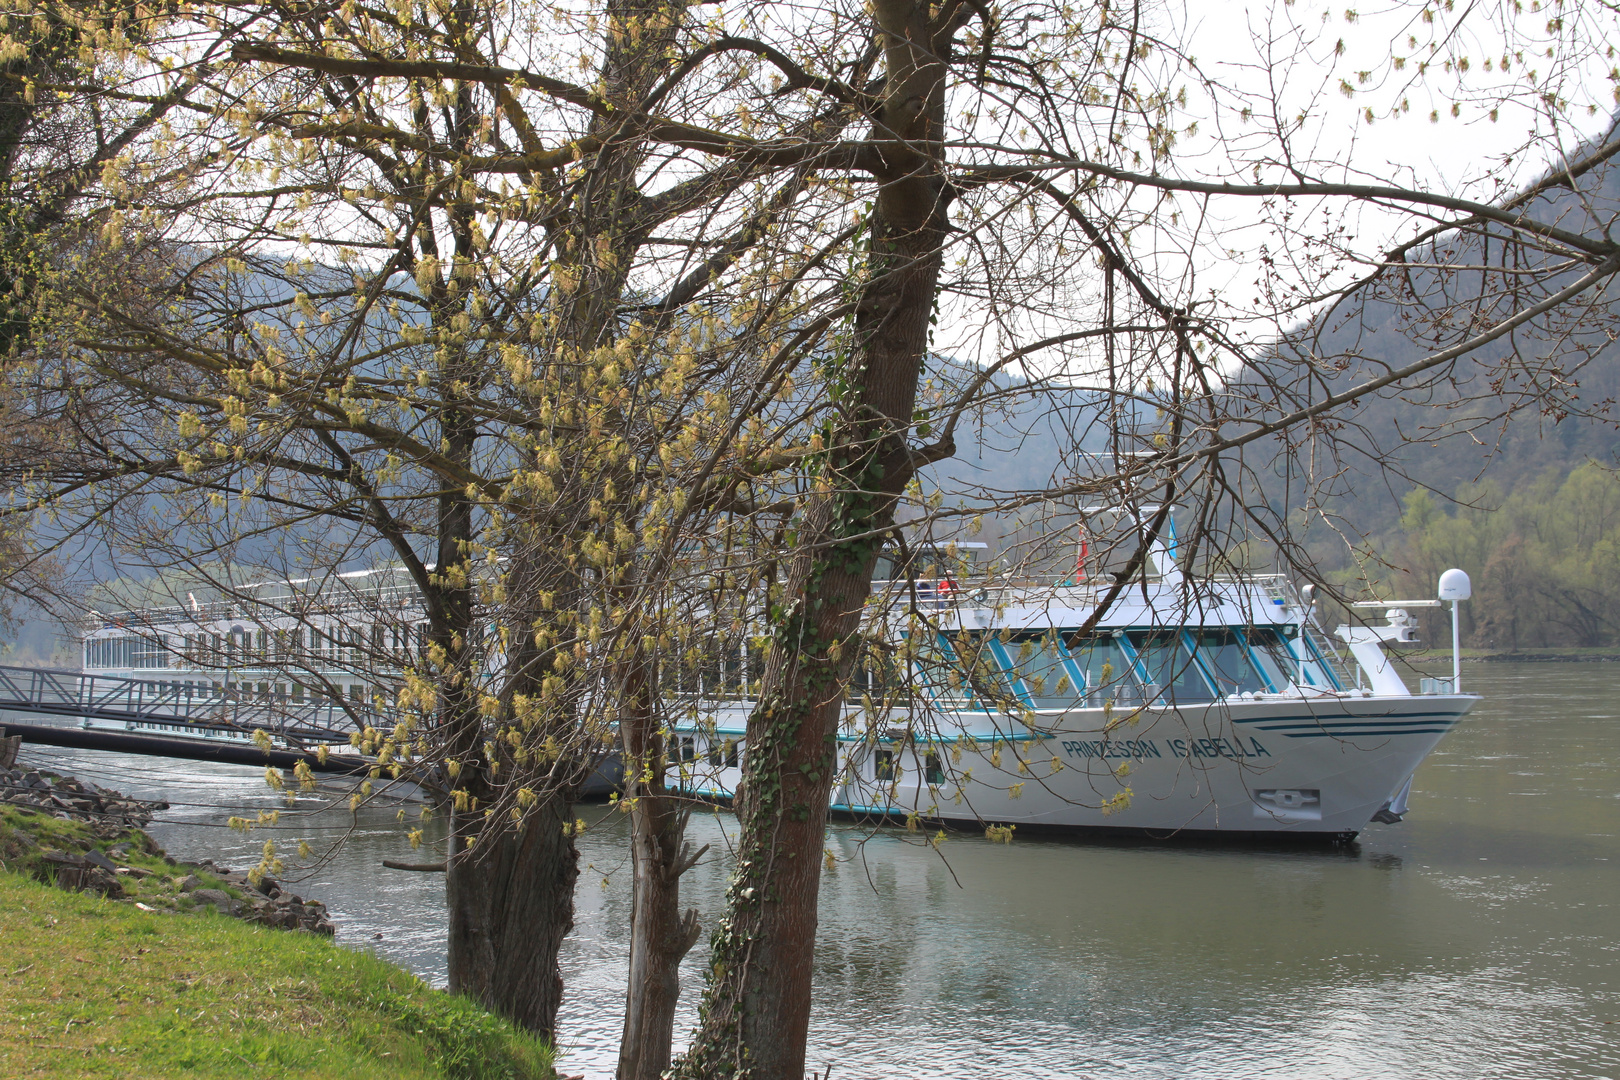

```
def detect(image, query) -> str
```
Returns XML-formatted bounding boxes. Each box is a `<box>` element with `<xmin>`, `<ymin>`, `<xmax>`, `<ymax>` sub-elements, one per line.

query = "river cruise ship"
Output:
<box><xmin>665</xmin><ymin>529</ymin><xmax>1477</xmax><ymax>842</ymax></box>
<box><xmin>74</xmin><ymin>567</ymin><xmax>421</xmax><ymax>748</ymax></box>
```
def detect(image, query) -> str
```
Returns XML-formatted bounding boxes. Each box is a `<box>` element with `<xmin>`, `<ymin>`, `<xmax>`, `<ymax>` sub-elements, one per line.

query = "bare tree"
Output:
<box><xmin>9</xmin><ymin>1</ymin><xmax>1620</xmax><ymax>1077</ymax></box>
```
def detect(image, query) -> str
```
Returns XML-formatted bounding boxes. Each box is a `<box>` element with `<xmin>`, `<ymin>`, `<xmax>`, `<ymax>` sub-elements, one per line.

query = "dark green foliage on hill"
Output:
<box><xmin>1393</xmin><ymin>464</ymin><xmax>1620</xmax><ymax>649</ymax></box>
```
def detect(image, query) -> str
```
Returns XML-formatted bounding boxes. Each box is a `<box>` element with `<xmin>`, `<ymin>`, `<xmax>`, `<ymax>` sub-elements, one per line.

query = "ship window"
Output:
<box><xmin>1187</xmin><ymin>630</ymin><xmax>1269</xmax><ymax>697</ymax></box>
<box><xmin>849</xmin><ymin>642</ymin><xmax>910</xmax><ymax>705</ymax></box>
<box><xmin>667</xmin><ymin>736</ymin><xmax>696</xmax><ymax>765</ymax></box>
<box><xmin>1001</xmin><ymin>633</ymin><xmax>1083</xmax><ymax>709</ymax></box>
<box><xmin>673</xmin><ymin>640</ymin><xmax>750</xmax><ymax>700</ymax></box>
<box><xmin>706</xmin><ymin>738</ymin><xmax>739</xmax><ymax>768</ymax></box>
<box><xmin>1245</xmin><ymin>629</ymin><xmax>1299</xmax><ymax>690</ymax></box>
<box><xmin>874</xmin><ymin>749</ymin><xmax>896</xmax><ymax>781</ymax></box>
<box><xmin>1126</xmin><ymin>631</ymin><xmax>1215</xmax><ymax>704</ymax></box>
<box><xmin>935</xmin><ymin>633</ymin><xmax>1019</xmax><ymax>712</ymax></box>
<box><xmin>1065</xmin><ymin>634</ymin><xmax>1144</xmax><ymax>706</ymax></box>
<box><xmin>924</xmin><ymin>752</ymin><xmax>945</xmax><ymax>785</ymax></box>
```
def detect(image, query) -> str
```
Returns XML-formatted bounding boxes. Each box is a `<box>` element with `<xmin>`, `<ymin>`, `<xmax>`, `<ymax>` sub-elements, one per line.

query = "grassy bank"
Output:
<box><xmin>0</xmin><ymin>866</ymin><xmax>552</xmax><ymax>1079</ymax></box>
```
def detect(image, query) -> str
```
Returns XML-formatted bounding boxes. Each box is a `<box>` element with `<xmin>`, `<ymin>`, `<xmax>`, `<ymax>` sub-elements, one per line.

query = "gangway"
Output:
<box><xmin>0</xmin><ymin>665</ymin><xmax>622</xmax><ymax>793</ymax></box>
<box><xmin>0</xmin><ymin>664</ymin><xmax>378</xmax><ymax>745</ymax></box>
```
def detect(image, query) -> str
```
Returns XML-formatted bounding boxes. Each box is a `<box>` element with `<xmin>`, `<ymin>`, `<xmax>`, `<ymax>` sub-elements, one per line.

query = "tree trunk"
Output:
<box><xmin>673</xmin><ymin>7</ymin><xmax>955</xmax><ymax>1076</ymax></box>
<box><xmin>617</xmin><ymin>653</ymin><xmax>704</xmax><ymax>1080</ymax></box>
<box><xmin>438</xmin><ymin>0</ymin><xmax>689</xmax><ymax>1045</ymax></box>
<box><xmin>446</xmin><ymin>799</ymin><xmax>580</xmax><ymax>1039</ymax></box>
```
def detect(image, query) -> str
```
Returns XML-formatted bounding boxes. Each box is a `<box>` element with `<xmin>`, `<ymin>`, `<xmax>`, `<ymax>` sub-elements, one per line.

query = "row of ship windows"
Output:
<box><xmin>84</xmin><ymin>625</ymin><xmax>429</xmax><ymax>671</ymax></box>
<box><xmin>659</xmin><ymin>628</ymin><xmax>1339</xmax><ymax>709</ymax></box>
<box><xmin>87</xmin><ymin>626</ymin><xmax>1332</xmax><ymax>710</ymax></box>
<box><xmin>665</xmin><ymin>737</ymin><xmax>940</xmax><ymax>784</ymax></box>
<box><xmin>856</xmin><ymin>627</ymin><xmax>1339</xmax><ymax>710</ymax></box>
<box><xmin>113</xmin><ymin>677</ymin><xmax>378</xmax><ymax>705</ymax></box>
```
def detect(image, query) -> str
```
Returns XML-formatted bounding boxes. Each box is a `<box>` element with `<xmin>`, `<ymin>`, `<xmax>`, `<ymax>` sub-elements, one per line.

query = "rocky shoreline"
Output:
<box><xmin>0</xmin><ymin>765</ymin><xmax>334</xmax><ymax>935</ymax></box>
<box><xmin>1</xmin><ymin>763</ymin><xmax>166</xmax><ymax>834</ymax></box>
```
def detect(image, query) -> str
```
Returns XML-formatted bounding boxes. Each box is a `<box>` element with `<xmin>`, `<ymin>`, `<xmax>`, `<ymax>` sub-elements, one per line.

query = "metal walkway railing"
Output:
<box><xmin>0</xmin><ymin>665</ymin><xmax>376</xmax><ymax>745</ymax></box>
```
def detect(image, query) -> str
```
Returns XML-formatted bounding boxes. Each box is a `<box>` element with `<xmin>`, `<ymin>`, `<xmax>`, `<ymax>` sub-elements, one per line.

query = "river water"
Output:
<box><xmin>16</xmin><ymin>661</ymin><xmax>1619</xmax><ymax>1079</ymax></box>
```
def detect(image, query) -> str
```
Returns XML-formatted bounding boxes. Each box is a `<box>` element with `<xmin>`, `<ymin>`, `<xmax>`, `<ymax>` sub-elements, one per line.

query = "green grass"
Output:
<box><xmin>0</xmin><ymin>856</ymin><xmax>553</xmax><ymax>1079</ymax></box>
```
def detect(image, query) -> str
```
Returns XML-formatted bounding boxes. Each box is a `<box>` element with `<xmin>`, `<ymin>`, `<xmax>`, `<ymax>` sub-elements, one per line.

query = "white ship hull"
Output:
<box><xmin>670</xmin><ymin>692</ymin><xmax>1477</xmax><ymax>840</ymax></box>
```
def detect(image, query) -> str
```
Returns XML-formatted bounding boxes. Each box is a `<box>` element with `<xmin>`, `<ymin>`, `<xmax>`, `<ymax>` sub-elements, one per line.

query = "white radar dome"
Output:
<box><xmin>1438</xmin><ymin>568</ymin><xmax>1471</xmax><ymax>601</ymax></box>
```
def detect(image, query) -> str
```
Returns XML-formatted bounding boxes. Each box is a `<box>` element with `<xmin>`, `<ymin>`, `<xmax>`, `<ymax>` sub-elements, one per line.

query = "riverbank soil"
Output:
<box><xmin>0</xmin><ymin>869</ymin><xmax>554</xmax><ymax>1079</ymax></box>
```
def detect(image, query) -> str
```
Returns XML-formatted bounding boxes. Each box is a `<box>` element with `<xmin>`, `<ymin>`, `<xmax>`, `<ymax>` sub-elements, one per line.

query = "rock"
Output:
<box><xmin>82</xmin><ymin>849</ymin><xmax>118</xmax><ymax>873</ymax></box>
<box><xmin>174</xmin><ymin>874</ymin><xmax>202</xmax><ymax>891</ymax></box>
<box><xmin>53</xmin><ymin>864</ymin><xmax>125</xmax><ymax>898</ymax></box>
<box><xmin>191</xmin><ymin>888</ymin><xmax>234</xmax><ymax>911</ymax></box>
<box><xmin>85</xmin><ymin>867</ymin><xmax>125</xmax><ymax>898</ymax></box>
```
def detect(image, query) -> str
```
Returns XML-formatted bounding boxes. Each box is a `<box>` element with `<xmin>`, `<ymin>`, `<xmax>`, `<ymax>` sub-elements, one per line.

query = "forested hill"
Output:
<box><xmin>1251</xmin><ymin>119</ymin><xmax>1620</xmax><ymax>547</ymax></box>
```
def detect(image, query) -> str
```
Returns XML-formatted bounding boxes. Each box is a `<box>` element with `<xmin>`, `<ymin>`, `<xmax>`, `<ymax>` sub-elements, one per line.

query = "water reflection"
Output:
<box><xmin>16</xmin><ymin>661</ymin><xmax>1619</xmax><ymax>1079</ymax></box>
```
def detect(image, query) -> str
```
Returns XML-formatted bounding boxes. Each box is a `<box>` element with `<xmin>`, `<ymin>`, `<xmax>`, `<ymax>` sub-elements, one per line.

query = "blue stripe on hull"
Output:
<box><xmin>1281</xmin><ymin>728</ymin><xmax>1456</xmax><ymax>737</ymax></box>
